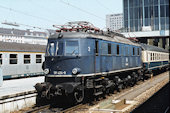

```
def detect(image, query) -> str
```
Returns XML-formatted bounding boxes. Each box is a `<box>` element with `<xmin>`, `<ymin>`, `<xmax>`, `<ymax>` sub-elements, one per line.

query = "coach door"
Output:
<box><xmin>95</xmin><ymin>40</ymin><xmax>100</xmax><ymax>73</ymax></box>
<box><xmin>0</xmin><ymin>65</ymin><xmax>3</xmax><ymax>87</ymax></box>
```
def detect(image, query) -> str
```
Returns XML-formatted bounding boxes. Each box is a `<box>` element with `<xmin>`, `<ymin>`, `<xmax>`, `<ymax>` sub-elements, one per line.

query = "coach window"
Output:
<box><xmin>108</xmin><ymin>43</ymin><xmax>111</xmax><ymax>55</ymax></box>
<box><xmin>24</xmin><ymin>55</ymin><xmax>30</xmax><ymax>64</ymax></box>
<box><xmin>133</xmin><ymin>47</ymin><xmax>135</xmax><ymax>56</ymax></box>
<box><xmin>10</xmin><ymin>54</ymin><xmax>17</xmax><ymax>64</ymax></box>
<box><xmin>155</xmin><ymin>53</ymin><xmax>157</xmax><ymax>60</ymax></box>
<box><xmin>116</xmin><ymin>45</ymin><xmax>119</xmax><ymax>55</ymax></box>
<box><xmin>0</xmin><ymin>54</ymin><xmax>2</xmax><ymax>65</ymax></box>
<box><xmin>151</xmin><ymin>53</ymin><xmax>153</xmax><ymax>61</ymax></box>
<box><xmin>36</xmin><ymin>55</ymin><xmax>42</xmax><ymax>63</ymax></box>
<box><xmin>153</xmin><ymin>53</ymin><xmax>155</xmax><ymax>60</ymax></box>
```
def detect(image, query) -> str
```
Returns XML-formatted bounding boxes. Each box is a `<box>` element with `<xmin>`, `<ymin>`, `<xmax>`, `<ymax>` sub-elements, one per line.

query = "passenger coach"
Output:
<box><xmin>0</xmin><ymin>41</ymin><xmax>46</xmax><ymax>79</ymax></box>
<box><xmin>140</xmin><ymin>43</ymin><xmax>169</xmax><ymax>73</ymax></box>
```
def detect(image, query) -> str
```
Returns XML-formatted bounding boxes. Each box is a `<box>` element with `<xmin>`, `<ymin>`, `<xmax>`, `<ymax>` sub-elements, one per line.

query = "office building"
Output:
<box><xmin>122</xmin><ymin>0</ymin><xmax>169</xmax><ymax>50</ymax></box>
<box><xmin>106</xmin><ymin>13</ymin><xmax>123</xmax><ymax>31</ymax></box>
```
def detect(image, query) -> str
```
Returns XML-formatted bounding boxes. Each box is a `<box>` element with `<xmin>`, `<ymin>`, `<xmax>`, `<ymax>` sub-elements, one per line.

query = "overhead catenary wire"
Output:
<box><xmin>1</xmin><ymin>19</ymin><xmax>52</xmax><ymax>31</ymax></box>
<box><xmin>60</xmin><ymin>0</ymin><xmax>105</xmax><ymax>21</ymax></box>
<box><xmin>0</xmin><ymin>4</ymin><xmax>57</xmax><ymax>24</ymax></box>
<box><xmin>95</xmin><ymin>0</ymin><xmax>114</xmax><ymax>13</ymax></box>
<box><xmin>28</xmin><ymin>0</ymin><xmax>72</xmax><ymax>22</ymax></box>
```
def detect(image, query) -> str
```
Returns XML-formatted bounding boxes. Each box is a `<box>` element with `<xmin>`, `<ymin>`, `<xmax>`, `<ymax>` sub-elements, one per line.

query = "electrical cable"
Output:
<box><xmin>95</xmin><ymin>0</ymin><xmax>114</xmax><ymax>13</ymax></box>
<box><xmin>60</xmin><ymin>0</ymin><xmax>105</xmax><ymax>21</ymax></box>
<box><xmin>28</xmin><ymin>0</ymin><xmax>72</xmax><ymax>22</ymax></box>
<box><xmin>0</xmin><ymin>4</ymin><xmax>56</xmax><ymax>23</ymax></box>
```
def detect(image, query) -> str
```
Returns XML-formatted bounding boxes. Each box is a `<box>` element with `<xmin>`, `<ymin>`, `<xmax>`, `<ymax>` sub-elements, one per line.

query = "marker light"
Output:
<box><xmin>72</xmin><ymin>68</ymin><xmax>81</xmax><ymax>75</ymax></box>
<box><xmin>44</xmin><ymin>68</ymin><xmax>49</xmax><ymax>74</ymax></box>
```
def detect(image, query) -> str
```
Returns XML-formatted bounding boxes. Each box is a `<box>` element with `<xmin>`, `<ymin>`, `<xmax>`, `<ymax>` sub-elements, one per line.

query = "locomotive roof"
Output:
<box><xmin>0</xmin><ymin>41</ymin><xmax>46</xmax><ymax>53</ymax></box>
<box><xmin>49</xmin><ymin>32</ymin><xmax>140</xmax><ymax>46</ymax></box>
<box><xmin>139</xmin><ymin>43</ymin><xmax>168</xmax><ymax>53</ymax></box>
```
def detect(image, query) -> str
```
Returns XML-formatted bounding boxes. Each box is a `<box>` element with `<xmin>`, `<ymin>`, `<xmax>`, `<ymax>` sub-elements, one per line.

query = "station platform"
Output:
<box><xmin>0</xmin><ymin>76</ymin><xmax>44</xmax><ymax>97</ymax></box>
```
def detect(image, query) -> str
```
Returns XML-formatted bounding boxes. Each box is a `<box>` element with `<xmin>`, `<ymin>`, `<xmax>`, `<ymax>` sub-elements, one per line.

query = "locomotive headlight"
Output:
<box><xmin>44</xmin><ymin>68</ymin><xmax>49</xmax><ymax>74</ymax></box>
<box><xmin>72</xmin><ymin>68</ymin><xmax>81</xmax><ymax>75</ymax></box>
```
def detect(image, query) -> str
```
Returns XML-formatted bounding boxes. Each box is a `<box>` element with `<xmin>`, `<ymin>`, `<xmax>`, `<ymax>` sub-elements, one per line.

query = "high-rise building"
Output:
<box><xmin>122</xmin><ymin>0</ymin><xmax>169</xmax><ymax>50</ymax></box>
<box><xmin>106</xmin><ymin>13</ymin><xmax>123</xmax><ymax>31</ymax></box>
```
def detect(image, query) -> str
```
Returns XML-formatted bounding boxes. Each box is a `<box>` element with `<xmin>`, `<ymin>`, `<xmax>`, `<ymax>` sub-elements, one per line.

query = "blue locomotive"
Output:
<box><xmin>35</xmin><ymin>21</ymin><xmax>169</xmax><ymax>105</ymax></box>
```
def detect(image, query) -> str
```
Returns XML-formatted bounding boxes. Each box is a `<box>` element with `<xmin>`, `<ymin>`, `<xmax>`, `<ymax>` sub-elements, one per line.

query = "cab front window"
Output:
<box><xmin>46</xmin><ymin>40</ymin><xmax>79</xmax><ymax>56</ymax></box>
<box><xmin>65</xmin><ymin>41</ymin><xmax>79</xmax><ymax>56</ymax></box>
<box><xmin>47</xmin><ymin>42</ymin><xmax>55</xmax><ymax>56</ymax></box>
<box><xmin>55</xmin><ymin>41</ymin><xmax>64</xmax><ymax>55</ymax></box>
<box><xmin>46</xmin><ymin>41</ymin><xmax>64</xmax><ymax>56</ymax></box>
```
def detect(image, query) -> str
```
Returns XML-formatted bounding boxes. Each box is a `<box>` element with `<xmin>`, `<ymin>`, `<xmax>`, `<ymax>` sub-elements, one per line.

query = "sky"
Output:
<box><xmin>0</xmin><ymin>0</ymin><xmax>122</xmax><ymax>31</ymax></box>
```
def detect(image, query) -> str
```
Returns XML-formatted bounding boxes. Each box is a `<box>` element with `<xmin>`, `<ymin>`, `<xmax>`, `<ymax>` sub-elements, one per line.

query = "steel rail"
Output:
<box><xmin>24</xmin><ymin>104</ymin><xmax>50</xmax><ymax>113</ymax></box>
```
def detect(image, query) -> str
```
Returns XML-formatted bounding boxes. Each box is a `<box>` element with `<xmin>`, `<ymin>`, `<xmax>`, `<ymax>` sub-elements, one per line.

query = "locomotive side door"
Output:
<box><xmin>95</xmin><ymin>40</ymin><xmax>100</xmax><ymax>73</ymax></box>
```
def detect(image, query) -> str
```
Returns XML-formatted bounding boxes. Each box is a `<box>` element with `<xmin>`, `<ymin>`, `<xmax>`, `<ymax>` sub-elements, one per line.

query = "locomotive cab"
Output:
<box><xmin>45</xmin><ymin>38</ymin><xmax>80</xmax><ymax>76</ymax></box>
<box><xmin>43</xmin><ymin>32</ymin><xmax>97</xmax><ymax>79</ymax></box>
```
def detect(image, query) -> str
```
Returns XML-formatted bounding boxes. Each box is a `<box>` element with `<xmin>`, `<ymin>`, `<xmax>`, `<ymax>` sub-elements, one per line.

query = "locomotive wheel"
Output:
<box><xmin>36</xmin><ymin>95</ymin><xmax>48</xmax><ymax>106</ymax></box>
<box><xmin>74</xmin><ymin>85</ymin><xmax>84</xmax><ymax>103</ymax></box>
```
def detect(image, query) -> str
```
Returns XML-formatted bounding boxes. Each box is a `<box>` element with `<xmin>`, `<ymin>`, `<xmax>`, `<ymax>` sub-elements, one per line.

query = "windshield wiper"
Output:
<box><xmin>71</xmin><ymin>48</ymin><xmax>78</xmax><ymax>55</ymax></box>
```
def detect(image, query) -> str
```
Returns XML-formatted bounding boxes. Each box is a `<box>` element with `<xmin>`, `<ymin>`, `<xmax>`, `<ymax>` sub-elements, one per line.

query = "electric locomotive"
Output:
<box><xmin>35</xmin><ymin>21</ymin><xmax>144</xmax><ymax>105</ymax></box>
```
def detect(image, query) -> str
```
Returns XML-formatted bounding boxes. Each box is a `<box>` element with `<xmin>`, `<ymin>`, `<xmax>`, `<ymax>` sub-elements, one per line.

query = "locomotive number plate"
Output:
<box><xmin>54</xmin><ymin>71</ymin><xmax>66</xmax><ymax>75</ymax></box>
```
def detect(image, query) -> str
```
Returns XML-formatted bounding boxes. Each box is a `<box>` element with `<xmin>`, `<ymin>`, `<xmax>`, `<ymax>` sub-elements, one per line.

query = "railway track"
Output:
<box><xmin>24</xmin><ymin>104</ymin><xmax>50</xmax><ymax>113</ymax></box>
<box><xmin>24</xmin><ymin>104</ymin><xmax>87</xmax><ymax>113</ymax></box>
<box><xmin>21</xmin><ymin>71</ymin><xmax>169</xmax><ymax>113</ymax></box>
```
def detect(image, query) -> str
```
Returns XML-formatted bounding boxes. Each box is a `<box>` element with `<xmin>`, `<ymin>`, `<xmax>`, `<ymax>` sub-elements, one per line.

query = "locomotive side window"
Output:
<box><xmin>129</xmin><ymin>47</ymin><xmax>132</xmax><ymax>56</ymax></box>
<box><xmin>116</xmin><ymin>45</ymin><xmax>119</xmax><ymax>55</ymax></box>
<box><xmin>95</xmin><ymin>41</ymin><xmax>99</xmax><ymax>55</ymax></box>
<box><xmin>10</xmin><ymin>54</ymin><xmax>17</xmax><ymax>64</ymax></box>
<box><xmin>125</xmin><ymin>46</ymin><xmax>128</xmax><ymax>56</ymax></box>
<box><xmin>133</xmin><ymin>47</ymin><xmax>135</xmax><ymax>56</ymax></box>
<box><xmin>112</xmin><ymin>44</ymin><xmax>116</xmax><ymax>55</ymax></box>
<box><xmin>0</xmin><ymin>54</ymin><xmax>2</xmax><ymax>65</ymax></box>
<box><xmin>102</xmin><ymin>43</ymin><xmax>107</xmax><ymax>55</ymax></box>
<box><xmin>137</xmin><ymin>48</ymin><xmax>140</xmax><ymax>55</ymax></box>
<box><xmin>121</xmin><ymin>46</ymin><xmax>123</xmax><ymax>56</ymax></box>
<box><xmin>24</xmin><ymin>55</ymin><xmax>30</xmax><ymax>64</ymax></box>
<box><xmin>108</xmin><ymin>43</ymin><xmax>111</xmax><ymax>55</ymax></box>
<box><xmin>65</xmin><ymin>41</ymin><xmax>78</xmax><ymax>55</ymax></box>
<box><xmin>36</xmin><ymin>55</ymin><xmax>42</xmax><ymax>63</ymax></box>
